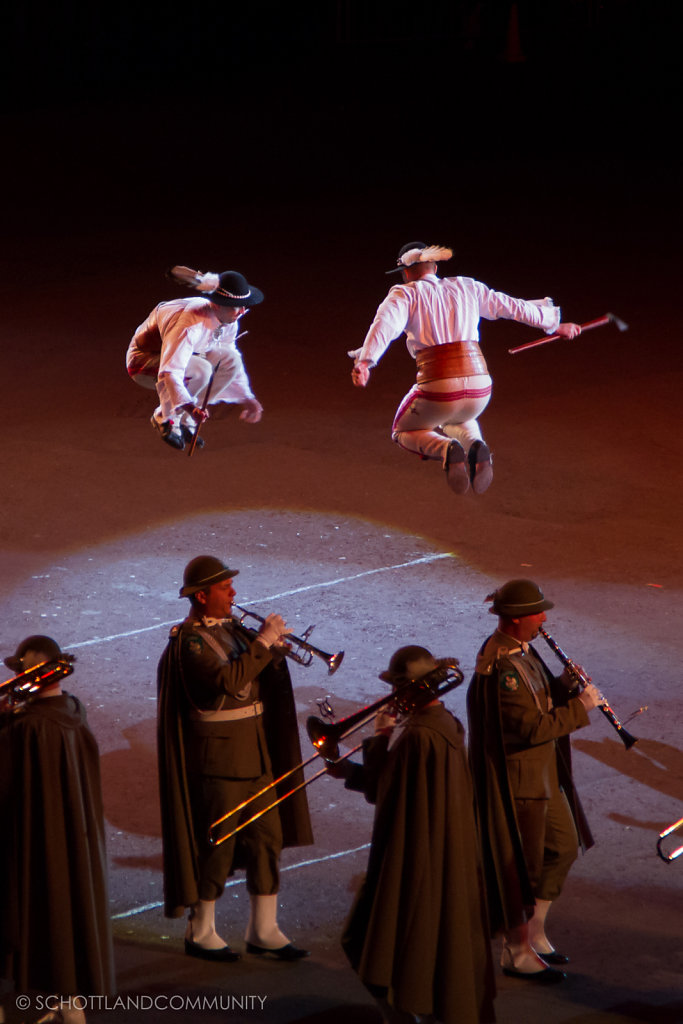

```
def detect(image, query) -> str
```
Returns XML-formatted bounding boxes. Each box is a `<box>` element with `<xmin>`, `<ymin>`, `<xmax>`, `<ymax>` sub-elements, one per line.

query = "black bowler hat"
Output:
<box><xmin>378</xmin><ymin>645</ymin><xmax>439</xmax><ymax>685</ymax></box>
<box><xmin>4</xmin><ymin>635</ymin><xmax>64</xmax><ymax>673</ymax></box>
<box><xmin>486</xmin><ymin>579</ymin><xmax>554</xmax><ymax>617</ymax></box>
<box><xmin>179</xmin><ymin>556</ymin><xmax>239</xmax><ymax>598</ymax></box>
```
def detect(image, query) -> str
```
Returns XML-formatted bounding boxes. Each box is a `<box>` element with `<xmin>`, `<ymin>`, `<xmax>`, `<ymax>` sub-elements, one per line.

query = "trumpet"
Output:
<box><xmin>231</xmin><ymin>603</ymin><xmax>344</xmax><ymax>674</ymax></box>
<box><xmin>657</xmin><ymin>816</ymin><xmax>683</xmax><ymax>863</ymax></box>
<box><xmin>207</xmin><ymin>658</ymin><xmax>463</xmax><ymax>847</ymax></box>
<box><xmin>538</xmin><ymin>627</ymin><xmax>638</xmax><ymax>749</ymax></box>
<box><xmin>0</xmin><ymin>655</ymin><xmax>76</xmax><ymax>713</ymax></box>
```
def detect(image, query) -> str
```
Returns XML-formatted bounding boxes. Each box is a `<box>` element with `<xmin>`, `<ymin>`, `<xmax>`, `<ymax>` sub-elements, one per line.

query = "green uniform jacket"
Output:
<box><xmin>157</xmin><ymin>617</ymin><xmax>314</xmax><ymax>918</ymax></box>
<box><xmin>467</xmin><ymin>632</ymin><xmax>594</xmax><ymax>933</ymax></box>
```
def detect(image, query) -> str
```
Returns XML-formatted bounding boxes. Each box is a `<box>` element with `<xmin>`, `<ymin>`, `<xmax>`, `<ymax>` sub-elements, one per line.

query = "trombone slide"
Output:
<box><xmin>657</xmin><ymin>817</ymin><xmax>683</xmax><ymax>863</ymax></box>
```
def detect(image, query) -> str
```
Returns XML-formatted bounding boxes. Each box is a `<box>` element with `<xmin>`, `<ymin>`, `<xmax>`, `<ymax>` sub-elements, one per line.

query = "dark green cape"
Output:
<box><xmin>342</xmin><ymin>704</ymin><xmax>496</xmax><ymax>1024</ymax></box>
<box><xmin>157</xmin><ymin>622</ymin><xmax>313</xmax><ymax>918</ymax></box>
<box><xmin>0</xmin><ymin>694</ymin><xmax>115</xmax><ymax>996</ymax></box>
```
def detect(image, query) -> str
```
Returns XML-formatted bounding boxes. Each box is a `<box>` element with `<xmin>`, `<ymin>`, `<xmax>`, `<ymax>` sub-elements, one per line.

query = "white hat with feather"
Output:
<box><xmin>386</xmin><ymin>241</ymin><xmax>453</xmax><ymax>275</ymax></box>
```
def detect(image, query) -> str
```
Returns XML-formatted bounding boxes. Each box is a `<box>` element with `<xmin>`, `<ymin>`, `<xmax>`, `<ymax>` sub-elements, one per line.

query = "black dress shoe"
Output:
<box><xmin>502</xmin><ymin>964</ymin><xmax>566</xmax><ymax>984</ymax></box>
<box><xmin>538</xmin><ymin>950</ymin><xmax>570</xmax><ymax>965</ymax></box>
<box><xmin>468</xmin><ymin>441</ymin><xmax>493</xmax><ymax>494</ymax></box>
<box><xmin>246</xmin><ymin>941</ymin><xmax>310</xmax><ymax>961</ymax></box>
<box><xmin>184</xmin><ymin>938</ymin><xmax>240</xmax><ymax>962</ymax></box>
<box><xmin>151</xmin><ymin>416</ymin><xmax>185</xmax><ymax>450</ymax></box>
<box><xmin>180</xmin><ymin>424</ymin><xmax>205</xmax><ymax>448</ymax></box>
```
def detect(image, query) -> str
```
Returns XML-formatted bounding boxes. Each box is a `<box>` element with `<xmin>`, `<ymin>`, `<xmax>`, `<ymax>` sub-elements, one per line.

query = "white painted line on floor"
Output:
<box><xmin>111</xmin><ymin>842</ymin><xmax>371</xmax><ymax>920</ymax></box>
<box><xmin>69</xmin><ymin>553</ymin><xmax>456</xmax><ymax>649</ymax></box>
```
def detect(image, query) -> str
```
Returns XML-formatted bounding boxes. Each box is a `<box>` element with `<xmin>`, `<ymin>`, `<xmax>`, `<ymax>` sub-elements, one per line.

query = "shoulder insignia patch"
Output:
<box><xmin>184</xmin><ymin>634</ymin><xmax>204</xmax><ymax>656</ymax></box>
<box><xmin>500</xmin><ymin>671</ymin><xmax>520</xmax><ymax>692</ymax></box>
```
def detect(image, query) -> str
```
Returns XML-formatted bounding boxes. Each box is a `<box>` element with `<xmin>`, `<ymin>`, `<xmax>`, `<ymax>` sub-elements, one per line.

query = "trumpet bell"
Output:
<box><xmin>327</xmin><ymin>650</ymin><xmax>344</xmax><ymax>675</ymax></box>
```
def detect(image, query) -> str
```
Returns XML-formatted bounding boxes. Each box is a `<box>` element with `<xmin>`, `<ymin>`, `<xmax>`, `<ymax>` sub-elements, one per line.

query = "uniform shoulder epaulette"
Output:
<box><xmin>475</xmin><ymin>638</ymin><xmax>515</xmax><ymax>676</ymax></box>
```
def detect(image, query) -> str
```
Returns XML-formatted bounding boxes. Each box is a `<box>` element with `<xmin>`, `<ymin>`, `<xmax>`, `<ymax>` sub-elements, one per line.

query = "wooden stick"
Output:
<box><xmin>508</xmin><ymin>313</ymin><xmax>627</xmax><ymax>355</ymax></box>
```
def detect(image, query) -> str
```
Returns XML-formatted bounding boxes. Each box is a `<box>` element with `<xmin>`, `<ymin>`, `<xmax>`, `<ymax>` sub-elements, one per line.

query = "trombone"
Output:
<box><xmin>657</xmin><ymin>817</ymin><xmax>683</xmax><ymax>863</ymax></box>
<box><xmin>232</xmin><ymin>603</ymin><xmax>344</xmax><ymax>674</ymax></box>
<box><xmin>207</xmin><ymin>658</ymin><xmax>463</xmax><ymax>847</ymax></box>
<box><xmin>0</xmin><ymin>655</ymin><xmax>76</xmax><ymax>713</ymax></box>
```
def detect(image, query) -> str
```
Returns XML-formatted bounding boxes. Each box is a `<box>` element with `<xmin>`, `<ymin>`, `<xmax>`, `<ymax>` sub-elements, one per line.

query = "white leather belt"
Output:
<box><xmin>191</xmin><ymin>700</ymin><xmax>264</xmax><ymax>722</ymax></box>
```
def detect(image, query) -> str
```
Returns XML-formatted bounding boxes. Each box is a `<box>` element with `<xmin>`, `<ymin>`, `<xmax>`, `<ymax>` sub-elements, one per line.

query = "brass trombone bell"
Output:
<box><xmin>207</xmin><ymin>658</ymin><xmax>463</xmax><ymax>847</ymax></box>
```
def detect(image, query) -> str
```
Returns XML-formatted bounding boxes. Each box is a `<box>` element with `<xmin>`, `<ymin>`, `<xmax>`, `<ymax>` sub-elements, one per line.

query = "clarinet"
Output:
<box><xmin>538</xmin><ymin>628</ymin><xmax>638</xmax><ymax>750</ymax></box>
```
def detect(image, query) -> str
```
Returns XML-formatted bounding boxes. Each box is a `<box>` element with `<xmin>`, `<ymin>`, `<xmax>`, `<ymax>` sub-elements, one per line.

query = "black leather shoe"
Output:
<box><xmin>502</xmin><ymin>965</ymin><xmax>565</xmax><ymax>984</ymax></box>
<box><xmin>445</xmin><ymin>440</ymin><xmax>469</xmax><ymax>494</ymax></box>
<box><xmin>151</xmin><ymin>416</ymin><xmax>185</xmax><ymax>450</ymax></box>
<box><xmin>468</xmin><ymin>440</ymin><xmax>493</xmax><ymax>494</ymax></box>
<box><xmin>246</xmin><ymin>941</ymin><xmax>310</xmax><ymax>961</ymax></box>
<box><xmin>180</xmin><ymin>424</ymin><xmax>205</xmax><ymax>448</ymax></box>
<box><xmin>538</xmin><ymin>950</ymin><xmax>570</xmax><ymax>965</ymax></box>
<box><xmin>184</xmin><ymin>938</ymin><xmax>240</xmax><ymax>962</ymax></box>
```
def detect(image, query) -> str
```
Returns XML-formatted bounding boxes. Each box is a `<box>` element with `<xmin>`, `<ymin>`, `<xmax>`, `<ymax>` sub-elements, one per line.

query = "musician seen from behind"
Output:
<box><xmin>126</xmin><ymin>266</ymin><xmax>265</xmax><ymax>451</ymax></box>
<box><xmin>0</xmin><ymin>636</ymin><xmax>115</xmax><ymax>1024</ymax></box>
<box><xmin>157</xmin><ymin>556</ymin><xmax>313</xmax><ymax>964</ymax></box>
<box><xmin>329</xmin><ymin>646</ymin><xmax>496</xmax><ymax>1024</ymax></box>
<box><xmin>467</xmin><ymin>579</ymin><xmax>602</xmax><ymax>983</ymax></box>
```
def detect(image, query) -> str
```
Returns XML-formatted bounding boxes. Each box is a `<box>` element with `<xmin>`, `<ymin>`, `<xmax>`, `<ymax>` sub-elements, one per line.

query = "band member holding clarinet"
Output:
<box><xmin>467</xmin><ymin>580</ymin><xmax>602</xmax><ymax>983</ymax></box>
<box><xmin>127</xmin><ymin>266</ymin><xmax>264</xmax><ymax>451</ymax></box>
<box><xmin>157</xmin><ymin>556</ymin><xmax>313</xmax><ymax>963</ymax></box>
<box><xmin>0</xmin><ymin>636</ymin><xmax>115</xmax><ymax>1024</ymax></box>
<box><xmin>329</xmin><ymin>646</ymin><xmax>496</xmax><ymax>1024</ymax></box>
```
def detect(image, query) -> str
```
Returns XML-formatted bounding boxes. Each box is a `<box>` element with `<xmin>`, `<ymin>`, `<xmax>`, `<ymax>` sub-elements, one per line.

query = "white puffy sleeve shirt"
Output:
<box><xmin>156</xmin><ymin>298</ymin><xmax>255</xmax><ymax>412</ymax></box>
<box><xmin>357</xmin><ymin>274</ymin><xmax>561</xmax><ymax>366</ymax></box>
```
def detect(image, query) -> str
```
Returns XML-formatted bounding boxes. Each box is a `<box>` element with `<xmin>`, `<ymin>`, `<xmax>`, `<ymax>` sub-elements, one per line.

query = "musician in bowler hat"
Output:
<box><xmin>0</xmin><ymin>636</ymin><xmax>114</xmax><ymax>1024</ymax></box>
<box><xmin>467</xmin><ymin>579</ymin><xmax>602</xmax><ymax>982</ymax></box>
<box><xmin>157</xmin><ymin>555</ymin><xmax>313</xmax><ymax>963</ymax></box>
<box><xmin>330</xmin><ymin>645</ymin><xmax>496</xmax><ymax>1024</ymax></box>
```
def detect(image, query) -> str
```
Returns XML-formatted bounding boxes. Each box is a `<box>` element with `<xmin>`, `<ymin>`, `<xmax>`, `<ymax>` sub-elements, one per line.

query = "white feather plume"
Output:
<box><xmin>399</xmin><ymin>245</ymin><xmax>453</xmax><ymax>267</ymax></box>
<box><xmin>169</xmin><ymin>265</ymin><xmax>221</xmax><ymax>292</ymax></box>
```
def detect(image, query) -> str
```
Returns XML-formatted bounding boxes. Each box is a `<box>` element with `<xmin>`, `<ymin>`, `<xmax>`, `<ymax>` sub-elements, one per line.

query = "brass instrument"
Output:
<box><xmin>538</xmin><ymin>628</ymin><xmax>638</xmax><ymax>749</ymax></box>
<box><xmin>0</xmin><ymin>655</ymin><xmax>76</xmax><ymax>714</ymax></box>
<box><xmin>657</xmin><ymin>817</ymin><xmax>683</xmax><ymax>863</ymax></box>
<box><xmin>232</xmin><ymin>603</ymin><xmax>344</xmax><ymax>674</ymax></box>
<box><xmin>207</xmin><ymin>658</ymin><xmax>463</xmax><ymax>847</ymax></box>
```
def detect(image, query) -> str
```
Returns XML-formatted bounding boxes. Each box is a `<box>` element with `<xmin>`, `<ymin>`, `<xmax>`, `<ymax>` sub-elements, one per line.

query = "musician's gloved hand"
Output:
<box><xmin>374</xmin><ymin>709</ymin><xmax>398</xmax><ymax>736</ymax></box>
<box><xmin>256</xmin><ymin>613</ymin><xmax>287</xmax><ymax>649</ymax></box>
<box><xmin>578</xmin><ymin>682</ymin><xmax>603</xmax><ymax>712</ymax></box>
<box><xmin>559</xmin><ymin>665</ymin><xmax>584</xmax><ymax>689</ymax></box>
<box><xmin>326</xmin><ymin>757</ymin><xmax>352</xmax><ymax>780</ymax></box>
<box><xmin>239</xmin><ymin>398</ymin><xmax>263</xmax><ymax>423</ymax></box>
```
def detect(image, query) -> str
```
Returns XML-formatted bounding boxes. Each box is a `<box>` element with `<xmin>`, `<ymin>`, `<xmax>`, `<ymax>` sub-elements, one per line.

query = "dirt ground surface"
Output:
<box><xmin>2</xmin><ymin>7</ymin><xmax>682</xmax><ymax>1024</ymax></box>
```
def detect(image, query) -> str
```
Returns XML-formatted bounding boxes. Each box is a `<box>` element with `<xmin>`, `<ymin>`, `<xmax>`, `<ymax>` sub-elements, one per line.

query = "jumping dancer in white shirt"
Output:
<box><xmin>350</xmin><ymin>242</ymin><xmax>581</xmax><ymax>494</ymax></box>
<box><xmin>127</xmin><ymin>267</ymin><xmax>264</xmax><ymax>451</ymax></box>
